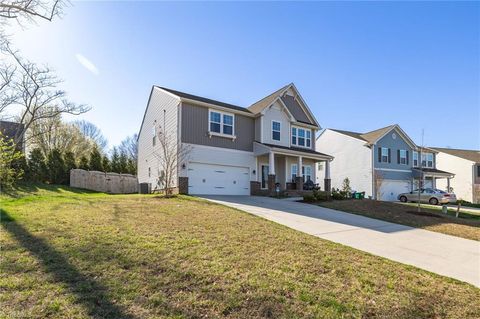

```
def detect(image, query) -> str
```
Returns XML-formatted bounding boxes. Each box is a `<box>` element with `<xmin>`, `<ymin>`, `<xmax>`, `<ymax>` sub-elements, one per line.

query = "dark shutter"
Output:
<box><xmin>388</xmin><ymin>148</ymin><xmax>391</xmax><ymax>163</ymax></box>
<box><xmin>378</xmin><ymin>147</ymin><xmax>381</xmax><ymax>162</ymax></box>
<box><xmin>406</xmin><ymin>151</ymin><xmax>409</xmax><ymax>165</ymax></box>
<box><xmin>397</xmin><ymin>150</ymin><xmax>400</xmax><ymax>164</ymax></box>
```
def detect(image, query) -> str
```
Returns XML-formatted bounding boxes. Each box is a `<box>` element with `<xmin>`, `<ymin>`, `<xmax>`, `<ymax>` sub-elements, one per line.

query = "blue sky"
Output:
<box><xmin>8</xmin><ymin>1</ymin><xmax>479</xmax><ymax>149</ymax></box>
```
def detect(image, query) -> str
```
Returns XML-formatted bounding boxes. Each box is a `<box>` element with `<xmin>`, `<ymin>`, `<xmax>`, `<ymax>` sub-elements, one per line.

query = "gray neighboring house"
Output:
<box><xmin>316</xmin><ymin>124</ymin><xmax>454</xmax><ymax>201</ymax></box>
<box><xmin>0</xmin><ymin>120</ymin><xmax>25</xmax><ymax>152</ymax></box>
<box><xmin>137</xmin><ymin>83</ymin><xmax>333</xmax><ymax>195</ymax></box>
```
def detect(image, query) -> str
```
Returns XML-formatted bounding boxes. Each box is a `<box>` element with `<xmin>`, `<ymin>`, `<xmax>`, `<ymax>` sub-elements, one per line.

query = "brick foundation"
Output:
<box><xmin>178</xmin><ymin>177</ymin><xmax>189</xmax><ymax>195</ymax></box>
<box><xmin>324</xmin><ymin>178</ymin><xmax>331</xmax><ymax>193</ymax></box>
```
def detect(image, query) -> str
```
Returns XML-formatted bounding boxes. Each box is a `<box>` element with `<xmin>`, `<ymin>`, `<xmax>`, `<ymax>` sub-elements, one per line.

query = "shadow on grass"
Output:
<box><xmin>2</xmin><ymin>182</ymin><xmax>101</xmax><ymax>198</ymax></box>
<box><xmin>0</xmin><ymin>209</ymin><xmax>134</xmax><ymax>319</ymax></box>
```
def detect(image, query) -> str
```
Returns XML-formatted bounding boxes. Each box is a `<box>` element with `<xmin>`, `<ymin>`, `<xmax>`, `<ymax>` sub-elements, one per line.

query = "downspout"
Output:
<box><xmin>371</xmin><ymin>144</ymin><xmax>376</xmax><ymax>199</ymax></box>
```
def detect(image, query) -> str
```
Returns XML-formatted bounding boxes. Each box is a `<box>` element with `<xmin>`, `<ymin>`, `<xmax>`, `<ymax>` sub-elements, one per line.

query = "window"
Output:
<box><xmin>421</xmin><ymin>153</ymin><xmax>434</xmax><ymax>168</ymax></box>
<box><xmin>209</xmin><ymin>110</ymin><xmax>234</xmax><ymax>136</ymax></box>
<box><xmin>381</xmin><ymin>147</ymin><xmax>389</xmax><ymax>163</ymax></box>
<box><xmin>399</xmin><ymin>149</ymin><xmax>407</xmax><ymax>165</ymax></box>
<box><xmin>148</xmin><ymin>167</ymin><xmax>151</xmax><ymax>177</ymax></box>
<box><xmin>291</xmin><ymin>127</ymin><xmax>311</xmax><ymax>148</ymax></box>
<box><xmin>303</xmin><ymin>165</ymin><xmax>312</xmax><ymax>182</ymax></box>
<box><xmin>413</xmin><ymin>151</ymin><xmax>419</xmax><ymax>167</ymax></box>
<box><xmin>477</xmin><ymin>166</ymin><xmax>480</xmax><ymax>177</ymax></box>
<box><xmin>291</xmin><ymin>164</ymin><xmax>298</xmax><ymax>182</ymax></box>
<box><xmin>318</xmin><ymin>163</ymin><xmax>324</xmax><ymax>171</ymax></box>
<box><xmin>272</xmin><ymin>121</ymin><xmax>281</xmax><ymax>141</ymax></box>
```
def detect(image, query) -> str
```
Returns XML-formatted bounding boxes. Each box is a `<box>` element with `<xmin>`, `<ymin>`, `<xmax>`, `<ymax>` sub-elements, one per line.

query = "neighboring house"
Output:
<box><xmin>0</xmin><ymin>120</ymin><xmax>25</xmax><ymax>152</ymax></box>
<box><xmin>137</xmin><ymin>83</ymin><xmax>333</xmax><ymax>195</ymax></box>
<box><xmin>431</xmin><ymin>147</ymin><xmax>480</xmax><ymax>203</ymax></box>
<box><xmin>316</xmin><ymin>125</ymin><xmax>454</xmax><ymax>201</ymax></box>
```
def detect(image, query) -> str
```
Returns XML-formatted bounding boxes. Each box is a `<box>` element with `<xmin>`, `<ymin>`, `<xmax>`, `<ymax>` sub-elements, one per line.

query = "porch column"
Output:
<box><xmin>295</xmin><ymin>156</ymin><xmax>303</xmax><ymax>191</ymax></box>
<box><xmin>268</xmin><ymin>152</ymin><xmax>276</xmax><ymax>195</ymax></box>
<box><xmin>324</xmin><ymin>160</ymin><xmax>331</xmax><ymax>192</ymax></box>
<box><xmin>447</xmin><ymin>178</ymin><xmax>451</xmax><ymax>192</ymax></box>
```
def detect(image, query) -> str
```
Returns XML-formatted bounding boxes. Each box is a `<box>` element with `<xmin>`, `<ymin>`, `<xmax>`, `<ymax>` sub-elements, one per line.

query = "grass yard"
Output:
<box><xmin>1</xmin><ymin>185</ymin><xmax>479</xmax><ymax>318</ymax></box>
<box><xmin>316</xmin><ymin>199</ymin><xmax>480</xmax><ymax>241</ymax></box>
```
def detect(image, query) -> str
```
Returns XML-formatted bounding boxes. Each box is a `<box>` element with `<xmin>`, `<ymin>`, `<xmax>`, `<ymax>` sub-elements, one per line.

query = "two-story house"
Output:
<box><xmin>316</xmin><ymin>125</ymin><xmax>454</xmax><ymax>201</ymax></box>
<box><xmin>431</xmin><ymin>147</ymin><xmax>480</xmax><ymax>203</ymax></box>
<box><xmin>137</xmin><ymin>83</ymin><xmax>333</xmax><ymax>195</ymax></box>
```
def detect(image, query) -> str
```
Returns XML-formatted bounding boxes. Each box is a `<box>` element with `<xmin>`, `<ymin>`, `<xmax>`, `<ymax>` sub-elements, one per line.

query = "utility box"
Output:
<box><xmin>139</xmin><ymin>183</ymin><xmax>151</xmax><ymax>194</ymax></box>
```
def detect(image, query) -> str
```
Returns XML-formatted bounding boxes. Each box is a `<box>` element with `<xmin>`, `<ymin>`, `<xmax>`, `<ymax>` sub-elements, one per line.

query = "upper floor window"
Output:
<box><xmin>291</xmin><ymin>126</ymin><xmax>311</xmax><ymax>148</ymax></box>
<box><xmin>398</xmin><ymin>149</ymin><xmax>408</xmax><ymax>165</ymax></box>
<box><xmin>272</xmin><ymin>121</ymin><xmax>281</xmax><ymax>141</ymax></box>
<box><xmin>413</xmin><ymin>151</ymin><xmax>418</xmax><ymax>167</ymax></box>
<box><xmin>421</xmin><ymin>153</ymin><xmax>434</xmax><ymax>168</ymax></box>
<box><xmin>380</xmin><ymin>147</ymin><xmax>390</xmax><ymax>163</ymax></box>
<box><xmin>209</xmin><ymin>110</ymin><xmax>234</xmax><ymax>136</ymax></box>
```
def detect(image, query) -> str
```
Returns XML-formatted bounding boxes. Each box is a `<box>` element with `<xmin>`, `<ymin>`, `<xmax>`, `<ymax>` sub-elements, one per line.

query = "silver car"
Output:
<box><xmin>397</xmin><ymin>188</ymin><xmax>457</xmax><ymax>205</ymax></box>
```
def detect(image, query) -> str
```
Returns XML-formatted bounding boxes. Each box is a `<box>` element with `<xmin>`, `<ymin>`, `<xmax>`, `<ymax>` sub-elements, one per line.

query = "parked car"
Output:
<box><xmin>397</xmin><ymin>188</ymin><xmax>456</xmax><ymax>205</ymax></box>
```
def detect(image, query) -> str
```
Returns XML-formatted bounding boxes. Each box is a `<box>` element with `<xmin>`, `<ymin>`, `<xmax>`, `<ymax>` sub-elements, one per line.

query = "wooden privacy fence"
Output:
<box><xmin>70</xmin><ymin>169</ymin><xmax>138</xmax><ymax>194</ymax></box>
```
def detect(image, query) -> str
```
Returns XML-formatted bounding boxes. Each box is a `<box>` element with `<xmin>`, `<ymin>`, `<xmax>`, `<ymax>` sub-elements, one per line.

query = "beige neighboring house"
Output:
<box><xmin>431</xmin><ymin>147</ymin><xmax>480</xmax><ymax>203</ymax></box>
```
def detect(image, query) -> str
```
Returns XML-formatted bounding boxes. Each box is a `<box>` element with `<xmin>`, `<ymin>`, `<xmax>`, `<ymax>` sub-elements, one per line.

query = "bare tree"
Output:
<box><xmin>0</xmin><ymin>63</ymin><xmax>16</xmax><ymax>115</ymax></box>
<box><xmin>73</xmin><ymin>120</ymin><xmax>108</xmax><ymax>151</ymax></box>
<box><xmin>1</xmin><ymin>42</ymin><xmax>90</xmax><ymax>146</ymax></box>
<box><xmin>0</xmin><ymin>0</ymin><xmax>64</xmax><ymax>23</ymax></box>
<box><xmin>118</xmin><ymin>133</ymin><xmax>138</xmax><ymax>162</ymax></box>
<box><xmin>153</xmin><ymin>126</ymin><xmax>190</xmax><ymax>197</ymax></box>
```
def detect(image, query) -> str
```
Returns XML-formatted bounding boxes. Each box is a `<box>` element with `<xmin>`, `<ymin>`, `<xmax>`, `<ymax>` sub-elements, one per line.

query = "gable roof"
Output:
<box><xmin>157</xmin><ymin>86</ymin><xmax>251</xmax><ymax>113</ymax></box>
<box><xmin>248</xmin><ymin>83</ymin><xmax>319</xmax><ymax>127</ymax></box>
<box><xmin>248</xmin><ymin>84</ymin><xmax>291</xmax><ymax>114</ymax></box>
<box><xmin>328</xmin><ymin>124</ymin><xmax>417</xmax><ymax>148</ymax></box>
<box><xmin>430</xmin><ymin>147</ymin><xmax>480</xmax><ymax>163</ymax></box>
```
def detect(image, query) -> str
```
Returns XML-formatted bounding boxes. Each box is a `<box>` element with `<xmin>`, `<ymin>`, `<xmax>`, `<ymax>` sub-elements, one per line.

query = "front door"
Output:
<box><xmin>261</xmin><ymin>165</ymin><xmax>269</xmax><ymax>189</ymax></box>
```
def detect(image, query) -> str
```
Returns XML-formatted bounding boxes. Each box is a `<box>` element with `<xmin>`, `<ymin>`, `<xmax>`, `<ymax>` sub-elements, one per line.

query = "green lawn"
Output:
<box><xmin>315</xmin><ymin>199</ymin><xmax>480</xmax><ymax>241</ymax></box>
<box><xmin>1</xmin><ymin>185</ymin><xmax>479</xmax><ymax>318</ymax></box>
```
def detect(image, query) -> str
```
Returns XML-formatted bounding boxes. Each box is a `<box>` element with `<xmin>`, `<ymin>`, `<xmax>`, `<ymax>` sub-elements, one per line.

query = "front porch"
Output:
<box><xmin>252</xmin><ymin>142</ymin><xmax>333</xmax><ymax>196</ymax></box>
<box><xmin>412</xmin><ymin>168</ymin><xmax>455</xmax><ymax>191</ymax></box>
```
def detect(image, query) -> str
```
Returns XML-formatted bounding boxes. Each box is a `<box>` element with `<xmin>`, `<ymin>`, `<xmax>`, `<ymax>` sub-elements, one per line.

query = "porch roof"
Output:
<box><xmin>254</xmin><ymin>141</ymin><xmax>333</xmax><ymax>161</ymax></box>
<box><xmin>412</xmin><ymin>167</ymin><xmax>454</xmax><ymax>178</ymax></box>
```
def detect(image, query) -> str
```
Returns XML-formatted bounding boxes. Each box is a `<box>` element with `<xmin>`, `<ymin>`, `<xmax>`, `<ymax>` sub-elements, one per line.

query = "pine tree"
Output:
<box><xmin>63</xmin><ymin>151</ymin><xmax>77</xmax><ymax>184</ymax></box>
<box><xmin>110</xmin><ymin>147</ymin><xmax>120</xmax><ymax>173</ymax></box>
<box><xmin>26</xmin><ymin>148</ymin><xmax>47</xmax><ymax>182</ymax></box>
<box><xmin>89</xmin><ymin>146</ymin><xmax>103</xmax><ymax>171</ymax></box>
<box><xmin>78</xmin><ymin>156</ymin><xmax>89</xmax><ymax>170</ymax></box>
<box><xmin>126</xmin><ymin>158</ymin><xmax>137</xmax><ymax>175</ymax></box>
<box><xmin>102</xmin><ymin>156</ymin><xmax>111</xmax><ymax>172</ymax></box>
<box><xmin>118</xmin><ymin>152</ymin><xmax>128</xmax><ymax>174</ymax></box>
<box><xmin>46</xmin><ymin>149</ymin><xmax>66</xmax><ymax>184</ymax></box>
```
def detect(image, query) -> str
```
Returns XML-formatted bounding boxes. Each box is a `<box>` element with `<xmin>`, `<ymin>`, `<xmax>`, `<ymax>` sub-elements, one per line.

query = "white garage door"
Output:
<box><xmin>379</xmin><ymin>180</ymin><xmax>411</xmax><ymax>201</ymax></box>
<box><xmin>187</xmin><ymin>162</ymin><xmax>250</xmax><ymax>195</ymax></box>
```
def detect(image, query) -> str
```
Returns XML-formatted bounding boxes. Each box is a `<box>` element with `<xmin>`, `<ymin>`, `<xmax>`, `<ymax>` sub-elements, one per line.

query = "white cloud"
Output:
<box><xmin>75</xmin><ymin>53</ymin><xmax>99</xmax><ymax>75</ymax></box>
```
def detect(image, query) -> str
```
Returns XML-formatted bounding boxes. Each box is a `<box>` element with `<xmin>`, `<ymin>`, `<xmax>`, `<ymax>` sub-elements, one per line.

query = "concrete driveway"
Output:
<box><xmin>201</xmin><ymin>195</ymin><xmax>480</xmax><ymax>287</ymax></box>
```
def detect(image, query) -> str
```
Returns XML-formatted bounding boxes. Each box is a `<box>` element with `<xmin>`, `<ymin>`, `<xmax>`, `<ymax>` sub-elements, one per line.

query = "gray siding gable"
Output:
<box><xmin>374</xmin><ymin>128</ymin><xmax>415</xmax><ymax>173</ymax></box>
<box><xmin>181</xmin><ymin>103</ymin><xmax>254</xmax><ymax>151</ymax></box>
<box><xmin>280</xmin><ymin>95</ymin><xmax>315</xmax><ymax>125</ymax></box>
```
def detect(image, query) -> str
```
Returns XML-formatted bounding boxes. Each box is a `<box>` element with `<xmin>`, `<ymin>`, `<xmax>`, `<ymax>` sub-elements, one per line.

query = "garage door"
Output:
<box><xmin>379</xmin><ymin>180</ymin><xmax>411</xmax><ymax>201</ymax></box>
<box><xmin>187</xmin><ymin>162</ymin><xmax>250</xmax><ymax>195</ymax></box>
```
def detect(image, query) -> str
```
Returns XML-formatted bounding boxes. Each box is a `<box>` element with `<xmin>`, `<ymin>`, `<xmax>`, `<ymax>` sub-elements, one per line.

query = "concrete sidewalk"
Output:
<box><xmin>202</xmin><ymin>195</ymin><xmax>480</xmax><ymax>287</ymax></box>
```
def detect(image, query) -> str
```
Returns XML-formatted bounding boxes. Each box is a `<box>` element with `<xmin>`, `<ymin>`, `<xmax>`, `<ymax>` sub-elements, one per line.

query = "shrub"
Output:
<box><xmin>303</xmin><ymin>194</ymin><xmax>316</xmax><ymax>202</ymax></box>
<box><xmin>0</xmin><ymin>134</ymin><xmax>24</xmax><ymax>189</ymax></box>
<box><xmin>313</xmin><ymin>189</ymin><xmax>329</xmax><ymax>201</ymax></box>
<box><xmin>341</xmin><ymin>177</ymin><xmax>352</xmax><ymax>195</ymax></box>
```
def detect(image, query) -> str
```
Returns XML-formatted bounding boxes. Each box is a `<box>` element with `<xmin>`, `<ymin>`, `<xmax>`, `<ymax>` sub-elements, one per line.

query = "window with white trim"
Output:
<box><xmin>413</xmin><ymin>151</ymin><xmax>419</xmax><ymax>167</ymax></box>
<box><xmin>421</xmin><ymin>153</ymin><xmax>434</xmax><ymax>168</ymax></box>
<box><xmin>303</xmin><ymin>165</ymin><xmax>312</xmax><ymax>182</ymax></box>
<box><xmin>272</xmin><ymin>121</ymin><xmax>281</xmax><ymax>141</ymax></box>
<box><xmin>291</xmin><ymin>126</ymin><xmax>311</xmax><ymax>148</ymax></box>
<box><xmin>399</xmin><ymin>149</ymin><xmax>407</xmax><ymax>165</ymax></box>
<box><xmin>209</xmin><ymin>110</ymin><xmax>234</xmax><ymax>136</ymax></box>
<box><xmin>381</xmin><ymin>147</ymin><xmax>389</xmax><ymax>162</ymax></box>
<box><xmin>291</xmin><ymin>164</ymin><xmax>298</xmax><ymax>182</ymax></box>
